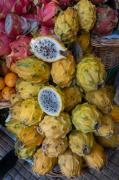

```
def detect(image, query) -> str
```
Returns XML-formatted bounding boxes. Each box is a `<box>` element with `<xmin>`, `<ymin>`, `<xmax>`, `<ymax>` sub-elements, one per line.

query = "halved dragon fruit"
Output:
<box><xmin>0</xmin><ymin>20</ymin><xmax>5</xmax><ymax>33</ymax></box>
<box><xmin>30</xmin><ymin>35</ymin><xmax>69</xmax><ymax>62</ymax></box>
<box><xmin>5</xmin><ymin>13</ymin><xmax>30</xmax><ymax>37</ymax></box>
<box><xmin>7</xmin><ymin>36</ymin><xmax>32</xmax><ymax>66</ymax></box>
<box><xmin>38</xmin><ymin>86</ymin><xmax>65</xmax><ymax>116</ymax></box>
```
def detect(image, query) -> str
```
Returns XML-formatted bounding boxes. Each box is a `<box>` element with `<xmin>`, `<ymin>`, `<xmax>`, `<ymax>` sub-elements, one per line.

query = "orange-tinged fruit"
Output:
<box><xmin>9</xmin><ymin>63</ymin><xmax>15</xmax><ymax>72</ymax></box>
<box><xmin>2</xmin><ymin>87</ymin><xmax>16</xmax><ymax>100</ymax></box>
<box><xmin>0</xmin><ymin>77</ymin><xmax>5</xmax><ymax>90</ymax></box>
<box><xmin>5</xmin><ymin>72</ymin><xmax>18</xmax><ymax>87</ymax></box>
<box><xmin>0</xmin><ymin>61</ymin><xmax>10</xmax><ymax>76</ymax></box>
<box><xmin>0</xmin><ymin>91</ymin><xmax>2</xmax><ymax>101</ymax></box>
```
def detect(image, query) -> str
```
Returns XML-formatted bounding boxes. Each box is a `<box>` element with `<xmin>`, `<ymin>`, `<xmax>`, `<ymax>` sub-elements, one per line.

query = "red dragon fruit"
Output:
<box><xmin>0</xmin><ymin>0</ymin><xmax>30</xmax><ymax>20</ymax></box>
<box><xmin>58</xmin><ymin>0</ymin><xmax>74</xmax><ymax>10</ymax></box>
<box><xmin>5</xmin><ymin>13</ymin><xmax>30</xmax><ymax>37</ymax></box>
<box><xmin>22</xmin><ymin>13</ymin><xmax>36</xmax><ymax>19</ymax></box>
<box><xmin>29</xmin><ymin>5</ymin><xmax>37</xmax><ymax>14</ymax></box>
<box><xmin>35</xmin><ymin>0</ymin><xmax>61</xmax><ymax>27</ymax></box>
<box><xmin>29</xmin><ymin>0</ymin><xmax>52</xmax><ymax>5</ymax></box>
<box><xmin>0</xmin><ymin>20</ymin><xmax>5</xmax><ymax>33</ymax></box>
<box><xmin>109</xmin><ymin>0</ymin><xmax>119</xmax><ymax>14</ymax></box>
<box><xmin>92</xmin><ymin>5</ymin><xmax>118</xmax><ymax>37</ymax></box>
<box><xmin>7</xmin><ymin>36</ymin><xmax>32</xmax><ymax>65</ymax></box>
<box><xmin>39</xmin><ymin>26</ymin><xmax>55</xmax><ymax>36</ymax></box>
<box><xmin>89</xmin><ymin>0</ymin><xmax>108</xmax><ymax>5</ymax></box>
<box><xmin>0</xmin><ymin>32</ymin><xmax>15</xmax><ymax>56</ymax></box>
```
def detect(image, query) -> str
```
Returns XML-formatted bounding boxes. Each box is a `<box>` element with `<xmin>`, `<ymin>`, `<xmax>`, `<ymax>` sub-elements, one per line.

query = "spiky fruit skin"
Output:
<box><xmin>95</xmin><ymin>130</ymin><xmax>119</xmax><ymax>149</ymax></box>
<box><xmin>7</xmin><ymin>36</ymin><xmax>32</xmax><ymax>65</ymax></box>
<box><xmin>54</xmin><ymin>7</ymin><xmax>80</xmax><ymax>44</ymax></box>
<box><xmin>69</xmin><ymin>130</ymin><xmax>96</xmax><ymax>157</ymax></box>
<box><xmin>15</xmin><ymin>140</ymin><xmax>37</xmax><ymax>159</ymax></box>
<box><xmin>76</xmin><ymin>56</ymin><xmax>107</xmax><ymax>92</ymax></box>
<box><xmin>0</xmin><ymin>20</ymin><xmax>5</xmax><ymax>33</ymax></box>
<box><xmin>38</xmin><ymin>112</ymin><xmax>72</xmax><ymax>139</ymax></box>
<box><xmin>17</xmin><ymin>126</ymin><xmax>44</xmax><ymax>149</ymax></box>
<box><xmin>61</xmin><ymin>85</ymin><xmax>83</xmax><ymax>112</ymax></box>
<box><xmin>16</xmin><ymin>80</ymin><xmax>44</xmax><ymax>99</ymax></box>
<box><xmin>110</xmin><ymin>105</ymin><xmax>119</xmax><ymax>123</ymax></box>
<box><xmin>5</xmin><ymin>118</ymin><xmax>24</xmax><ymax>138</ymax></box>
<box><xmin>85</xmin><ymin>87</ymin><xmax>113</xmax><ymax>114</ymax></box>
<box><xmin>58</xmin><ymin>148</ymin><xmax>83</xmax><ymax>178</ymax></box>
<box><xmin>20</xmin><ymin>98</ymin><xmax>44</xmax><ymax>126</ymax></box>
<box><xmin>51</xmin><ymin>54</ymin><xmax>76</xmax><ymax>88</ymax></box>
<box><xmin>35</xmin><ymin>1</ymin><xmax>61</xmax><ymax>28</ymax></box>
<box><xmin>39</xmin><ymin>26</ymin><xmax>54</xmax><ymax>36</ymax></box>
<box><xmin>94</xmin><ymin>115</ymin><xmax>115</xmax><ymax>138</ymax></box>
<box><xmin>21</xmin><ymin>13</ymin><xmax>36</xmax><ymax>19</ymax></box>
<box><xmin>72</xmin><ymin>103</ymin><xmax>102</xmax><ymax>133</ymax></box>
<box><xmin>77</xmin><ymin>32</ymin><xmax>90</xmax><ymax>54</ymax></box>
<box><xmin>42</xmin><ymin>137</ymin><xmax>68</xmax><ymax>157</ymax></box>
<box><xmin>90</xmin><ymin>0</ymin><xmax>108</xmax><ymax>5</ymax></box>
<box><xmin>105</xmin><ymin>86</ymin><xmax>115</xmax><ymax>103</ymax></box>
<box><xmin>33</xmin><ymin>148</ymin><xmax>57</xmax><ymax>176</ymax></box>
<box><xmin>15</xmin><ymin>56</ymin><xmax>50</xmax><ymax>83</ymax></box>
<box><xmin>10</xmin><ymin>100</ymin><xmax>23</xmax><ymax>121</ymax></box>
<box><xmin>0</xmin><ymin>32</ymin><xmax>15</xmax><ymax>56</ymax></box>
<box><xmin>58</xmin><ymin>0</ymin><xmax>74</xmax><ymax>10</ymax></box>
<box><xmin>74</xmin><ymin>0</ymin><xmax>96</xmax><ymax>32</ymax></box>
<box><xmin>92</xmin><ymin>6</ymin><xmax>118</xmax><ymax>37</ymax></box>
<box><xmin>84</xmin><ymin>143</ymin><xmax>106</xmax><ymax>171</ymax></box>
<box><xmin>38</xmin><ymin>85</ymin><xmax>66</xmax><ymax>116</ymax></box>
<box><xmin>10</xmin><ymin>94</ymin><xmax>23</xmax><ymax>106</ymax></box>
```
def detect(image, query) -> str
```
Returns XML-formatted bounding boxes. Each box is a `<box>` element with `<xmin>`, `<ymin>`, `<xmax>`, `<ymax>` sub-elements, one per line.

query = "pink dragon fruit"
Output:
<box><xmin>35</xmin><ymin>0</ymin><xmax>61</xmax><ymax>27</ymax></box>
<box><xmin>29</xmin><ymin>5</ymin><xmax>37</xmax><ymax>14</ymax></box>
<box><xmin>39</xmin><ymin>26</ymin><xmax>55</xmax><ymax>36</ymax></box>
<box><xmin>0</xmin><ymin>32</ymin><xmax>15</xmax><ymax>56</ymax></box>
<box><xmin>0</xmin><ymin>0</ymin><xmax>30</xmax><ymax>19</ymax></box>
<box><xmin>92</xmin><ymin>5</ymin><xmax>118</xmax><ymax>37</ymax></box>
<box><xmin>22</xmin><ymin>13</ymin><xmax>36</xmax><ymax>19</ymax></box>
<box><xmin>0</xmin><ymin>20</ymin><xmax>5</xmax><ymax>33</ymax></box>
<box><xmin>5</xmin><ymin>13</ymin><xmax>30</xmax><ymax>37</ymax></box>
<box><xmin>29</xmin><ymin>0</ymin><xmax>52</xmax><ymax>5</ymax></box>
<box><xmin>7</xmin><ymin>36</ymin><xmax>32</xmax><ymax>65</ymax></box>
<box><xmin>58</xmin><ymin>0</ymin><xmax>74</xmax><ymax>10</ymax></box>
<box><xmin>109</xmin><ymin>0</ymin><xmax>119</xmax><ymax>14</ymax></box>
<box><xmin>89</xmin><ymin>0</ymin><xmax>108</xmax><ymax>5</ymax></box>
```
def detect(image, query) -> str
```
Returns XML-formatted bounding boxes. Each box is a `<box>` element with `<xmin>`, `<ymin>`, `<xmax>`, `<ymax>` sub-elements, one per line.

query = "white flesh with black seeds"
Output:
<box><xmin>31</xmin><ymin>37</ymin><xmax>66</xmax><ymax>62</ymax></box>
<box><xmin>38</xmin><ymin>88</ymin><xmax>61</xmax><ymax>116</ymax></box>
<box><xmin>5</xmin><ymin>14</ymin><xmax>12</xmax><ymax>35</ymax></box>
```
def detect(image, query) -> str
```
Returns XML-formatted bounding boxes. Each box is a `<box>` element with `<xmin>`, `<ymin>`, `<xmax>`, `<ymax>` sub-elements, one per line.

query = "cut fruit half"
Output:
<box><xmin>38</xmin><ymin>86</ymin><xmax>65</xmax><ymax>116</ymax></box>
<box><xmin>30</xmin><ymin>35</ymin><xmax>69</xmax><ymax>62</ymax></box>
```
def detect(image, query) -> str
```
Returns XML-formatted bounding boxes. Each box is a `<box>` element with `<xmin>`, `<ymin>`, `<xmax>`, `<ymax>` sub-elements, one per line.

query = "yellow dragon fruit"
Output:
<box><xmin>95</xmin><ymin>130</ymin><xmax>119</xmax><ymax>149</ymax></box>
<box><xmin>10</xmin><ymin>94</ymin><xmax>23</xmax><ymax>106</ymax></box>
<box><xmin>58</xmin><ymin>148</ymin><xmax>83</xmax><ymax>178</ymax></box>
<box><xmin>110</xmin><ymin>105</ymin><xmax>119</xmax><ymax>123</ymax></box>
<box><xmin>16</xmin><ymin>126</ymin><xmax>44</xmax><ymax>149</ymax></box>
<box><xmin>77</xmin><ymin>32</ymin><xmax>90</xmax><ymax>54</ymax></box>
<box><xmin>16</xmin><ymin>79</ymin><xmax>44</xmax><ymax>99</ymax></box>
<box><xmin>72</xmin><ymin>103</ymin><xmax>102</xmax><ymax>133</ymax></box>
<box><xmin>42</xmin><ymin>137</ymin><xmax>68</xmax><ymax>157</ymax></box>
<box><xmin>54</xmin><ymin>7</ymin><xmax>80</xmax><ymax>44</ymax></box>
<box><xmin>10</xmin><ymin>100</ymin><xmax>23</xmax><ymax>121</ymax></box>
<box><xmin>84</xmin><ymin>143</ymin><xmax>106</xmax><ymax>171</ymax></box>
<box><xmin>15</xmin><ymin>56</ymin><xmax>51</xmax><ymax>83</ymax></box>
<box><xmin>32</xmin><ymin>148</ymin><xmax>57</xmax><ymax>176</ymax></box>
<box><xmin>15</xmin><ymin>140</ymin><xmax>37</xmax><ymax>159</ymax></box>
<box><xmin>85</xmin><ymin>87</ymin><xmax>113</xmax><ymax>114</ymax></box>
<box><xmin>61</xmin><ymin>85</ymin><xmax>83</xmax><ymax>111</ymax></box>
<box><xmin>69</xmin><ymin>130</ymin><xmax>96</xmax><ymax>157</ymax></box>
<box><xmin>105</xmin><ymin>86</ymin><xmax>116</xmax><ymax>103</ymax></box>
<box><xmin>94</xmin><ymin>115</ymin><xmax>115</xmax><ymax>138</ymax></box>
<box><xmin>38</xmin><ymin>86</ymin><xmax>65</xmax><ymax>116</ymax></box>
<box><xmin>20</xmin><ymin>98</ymin><xmax>44</xmax><ymax>126</ymax></box>
<box><xmin>74</xmin><ymin>0</ymin><xmax>96</xmax><ymax>32</ymax></box>
<box><xmin>38</xmin><ymin>112</ymin><xmax>72</xmax><ymax>139</ymax></box>
<box><xmin>5</xmin><ymin>118</ymin><xmax>24</xmax><ymax>138</ymax></box>
<box><xmin>76</xmin><ymin>56</ymin><xmax>107</xmax><ymax>92</ymax></box>
<box><xmin>51</xmin><ymin>53</ymin><xmax>76</xmax><ymax>88</ymax></box>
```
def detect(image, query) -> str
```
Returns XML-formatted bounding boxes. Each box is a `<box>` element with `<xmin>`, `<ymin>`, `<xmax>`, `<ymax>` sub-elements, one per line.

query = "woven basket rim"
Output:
<box><xmin>91</xmin><ymin>37</ymin><xmax>119</xmax><ymax>47</ymax></box>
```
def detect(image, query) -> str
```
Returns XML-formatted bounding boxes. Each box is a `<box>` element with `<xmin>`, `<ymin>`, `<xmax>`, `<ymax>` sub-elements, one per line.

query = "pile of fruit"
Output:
<box><xmin>0</xmin><ymin>0</ymin><xmax>119</xmax><ymax>178</ymax></box>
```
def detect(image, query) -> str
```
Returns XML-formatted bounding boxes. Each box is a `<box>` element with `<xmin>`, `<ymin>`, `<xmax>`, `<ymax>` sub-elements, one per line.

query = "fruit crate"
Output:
<box><xmin>91</xmin><ymin>37</ymin><xmax>119</xmax><ymax>70</ymax></box>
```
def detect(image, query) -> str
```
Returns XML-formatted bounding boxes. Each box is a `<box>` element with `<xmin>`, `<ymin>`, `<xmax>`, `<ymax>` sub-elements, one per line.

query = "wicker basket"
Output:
<box><xmin>91</xmin><ymin>37</ymin><xmax>119</xmax><ymax>70</ymax></box>
<box><xmin>0</xmin><ymin>99</ymin><xmax>11</xmax><ymax>109</ymax></box>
